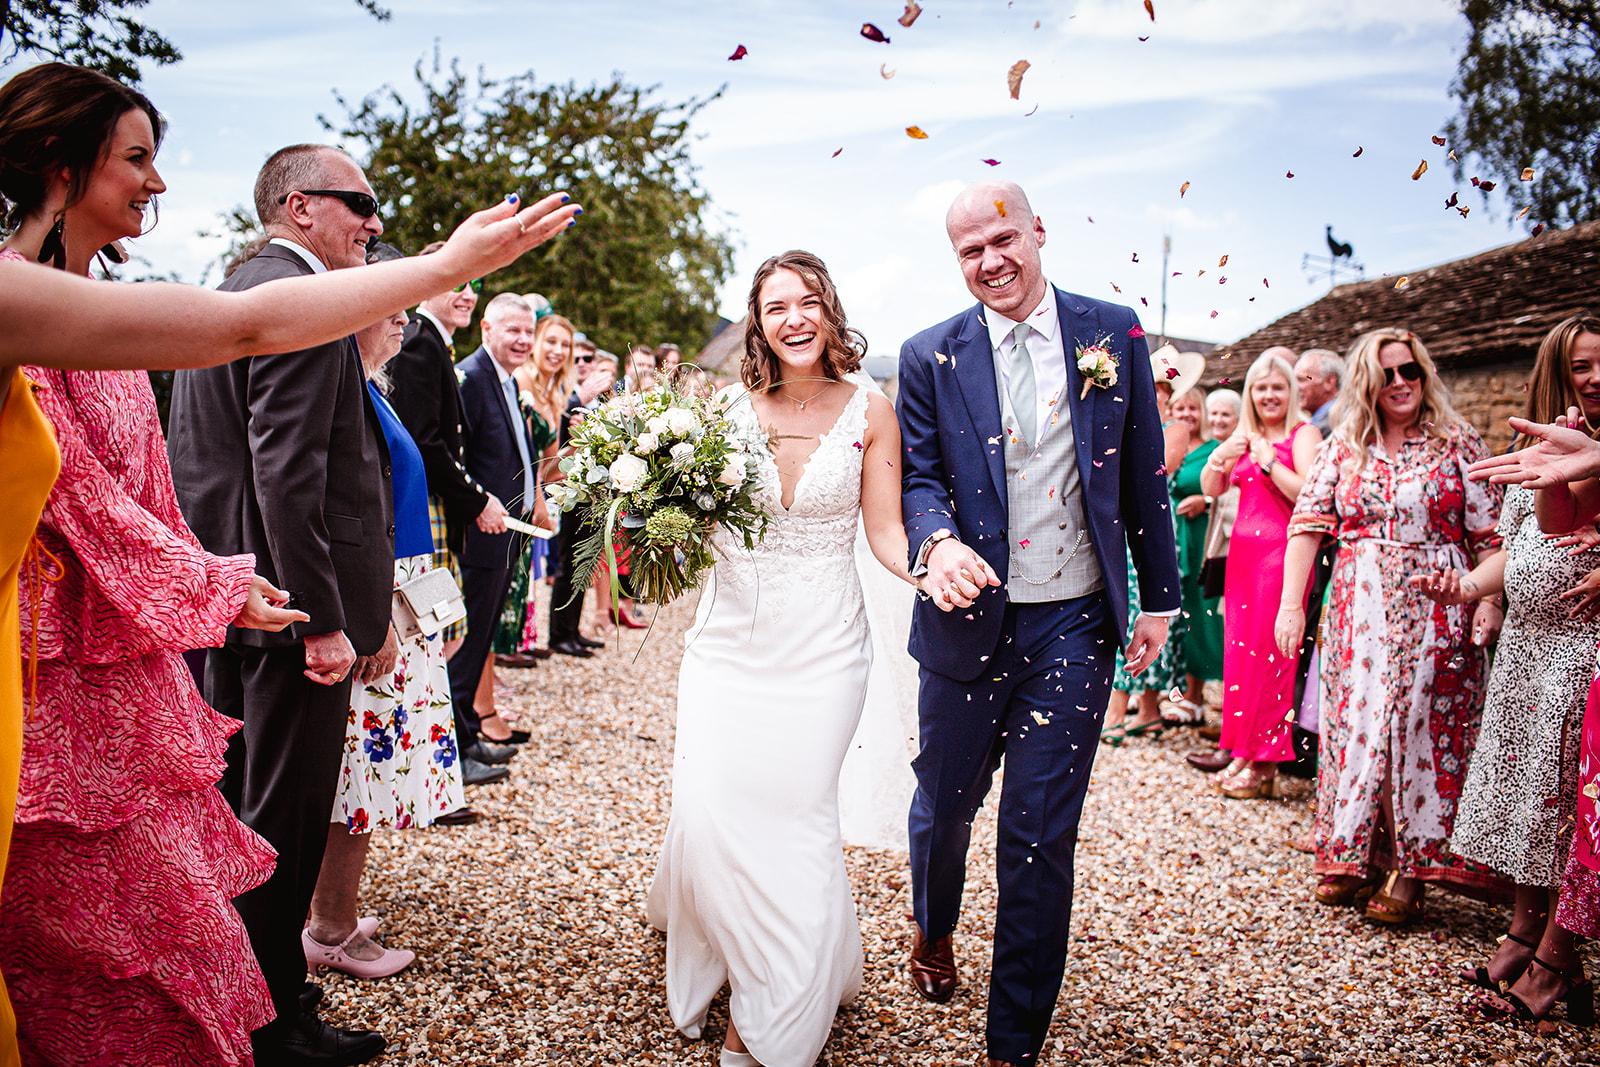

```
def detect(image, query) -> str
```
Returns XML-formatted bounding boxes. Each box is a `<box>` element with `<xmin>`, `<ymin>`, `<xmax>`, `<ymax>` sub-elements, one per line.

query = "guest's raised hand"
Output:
<box><xmin>304</xmin><ymin>630</ymin><xmax>357</xmax><ymax>686</ymax></box>
<box><xmin>1467</xmin><ymin>411</ymin><xmax>1600</xmax><ymax>486</ymax></box>
<box><xmin>233</xmin><ymin>575</ymin><xmax>310</xmax><ymax>632</ymax></box>
<box><xmin>435</xmin><ymin>192</ymin><xmax>582</xmax><ymax>284</ymax></box>
<box><xmin>1247</xmin><ymin>434</ymin><xmax>1276</xmax><ymax>469</ymax></box>
<box><xmin>1546</xmin><ymin>523</ymin><xmax>1600</xmax><ymax>554</ymax></box>
<box><xmin>577</xmin><ymin>365</ymin><xmax>615</xmax><ymax>405</ymax></box>
<box><xmin>1215</xmin><ymin>428</ymin><xmax>1250</xmax><ymax>463</ymax></box>
<box><xmin>1407</xmin><ymin>569</ymin><xmax>1473</xmax><ymax>607</ymax></box>
<box><xmin>1559</xmin><ymin>568</ymin><xmax>1600</xmax><ymax>621</ymax></box>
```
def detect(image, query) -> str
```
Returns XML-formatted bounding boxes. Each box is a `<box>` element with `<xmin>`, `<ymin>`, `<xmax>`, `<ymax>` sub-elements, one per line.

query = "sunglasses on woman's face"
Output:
<box><xmin>277</xmin><ymin>189</ymin><xmax>380</xmax><ymax>218</ymax></box>
<box><xmin>1382</xmin><ymin>361</ymin><xmax>1425</xmax><ymax>386</ymax></box>
<box><xmin>574</xmin><ymin>353</ymin><xmax>595</xmax><ymax>363</ymax></box>
<box><xmin>452</xmin><ymin>278</ymin><xmax>483</xmax><ymax>293</ymax></box>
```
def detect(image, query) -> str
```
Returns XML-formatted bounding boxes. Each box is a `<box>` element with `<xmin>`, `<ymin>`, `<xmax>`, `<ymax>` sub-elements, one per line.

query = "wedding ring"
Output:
<box><xmin>331</xmin><ymin>673</ymin><xmax>342</xmax><ymax>681</ymax></box>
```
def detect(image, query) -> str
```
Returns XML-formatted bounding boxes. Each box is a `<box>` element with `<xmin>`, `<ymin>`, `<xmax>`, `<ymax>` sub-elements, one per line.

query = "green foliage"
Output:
<box><xmin>0</xmin><ymin>0</ymin><xmax>181</xmax><ymax>84</ymax></box>
<box><xmin>1445</xmin><ymin>0</ymin><xmax>1600</xmax><ymax>227</ymax></box>
<box><xmin>322</xmin><ymin>53</ymin><xmax>735</xmax><ymax>357</ymax></box>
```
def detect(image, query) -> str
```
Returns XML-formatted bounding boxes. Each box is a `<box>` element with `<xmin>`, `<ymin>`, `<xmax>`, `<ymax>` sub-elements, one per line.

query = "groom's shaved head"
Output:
<box><xmin>945</xmin><ymin>179</ymin><xmax>1048</xmax><ymax>319</ymax></box>
<box><xmin>946</xmin><ymin>180</ymin><xmax>1035</xmax><ymax>238</ymax></box>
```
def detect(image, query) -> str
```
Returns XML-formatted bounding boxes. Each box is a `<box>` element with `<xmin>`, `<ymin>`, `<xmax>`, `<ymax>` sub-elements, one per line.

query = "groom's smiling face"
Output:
<box><xmin>948</xmin><ymin>188</ymin><xmax>1049</xmax><ymax>321</ymax></box>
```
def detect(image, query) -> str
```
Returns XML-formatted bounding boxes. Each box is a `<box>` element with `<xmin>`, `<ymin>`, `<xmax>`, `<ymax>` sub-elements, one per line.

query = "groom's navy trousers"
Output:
<box><xmin>909</xmin><ymin>592</ymin><xmax>1118</xmax><ymax>1066</ymax></box>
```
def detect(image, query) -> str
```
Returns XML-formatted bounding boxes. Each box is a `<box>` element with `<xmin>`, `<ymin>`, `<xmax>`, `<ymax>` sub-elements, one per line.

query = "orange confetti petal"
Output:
<box><xmin>1394</xmin><ymin>276</ymin><xmax>1410</xmax><ymax>290</ymax></box>
<box><xmin>1218</xmin><ymin>254</ymin><xmax>1228</xmax><ymax>267</ymax></box>
<box><xmin>1431</xmin><ymin>135</ymin><xmax>1446</xmax><ymax>146</ymax></box>
<box><xmin>1411</xmin><ymin>159</ymin><xmax>1429</xmax><ymax>180</ymax></box>
<box><xmin>1516</xmin><ymin>205</ymin><xmax>1531</xmax><ymax>220</ymax></box>
<box><xmin>898</xmin><ymin>0</ymin><xmax>922</xmax><ymax>27</ymax></box>
<box><xmin>1521</xmin><ymin>167</ymin><xmax>1536</xmax><ymax>181</ymax></box>
<box><xmin>1144</xmin><ymin>0</ymin><xmax>1155</xmax><ymax>20</ymax></box>
<box><xmin>1008</xmin><ymin>59</ymin><xmax>1031</xmax><ymax>100</ymax></box>
<box><xmin>1179</xmin><ymin>180</ymin><xmax>1190</xmax><ymax>197</ymax></box>
<box><xmin>994</xmin><ymin>200</ymin><xmax>1007</xmax><ymax>217</ymax></box>
<box><xmin>881</xmin><ymin>64</ymin><xmax>896</xmax><ymax>79</ymax></box>
<box><xmin>906</xmin><ymin>126</ymin><xmax>929</xmax><ymax>139</ymax></box>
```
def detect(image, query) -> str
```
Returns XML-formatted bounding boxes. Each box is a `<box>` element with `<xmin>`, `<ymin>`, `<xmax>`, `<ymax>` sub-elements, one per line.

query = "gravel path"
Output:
<box><xmin>324</xmin><ymin>586</ymin><xmax>1600</xmax><ymax>1066</ymax></box>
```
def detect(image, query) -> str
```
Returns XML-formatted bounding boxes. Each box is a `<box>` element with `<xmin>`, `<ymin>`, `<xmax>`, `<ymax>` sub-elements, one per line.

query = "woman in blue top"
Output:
<box><xmin>302</xmin><ymin>257</ymin><xmax>467</xmax><ymax>979</ymax></box>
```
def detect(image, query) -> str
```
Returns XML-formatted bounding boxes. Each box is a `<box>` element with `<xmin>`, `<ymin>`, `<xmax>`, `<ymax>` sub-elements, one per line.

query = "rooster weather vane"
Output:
<box><xmin>1303</xmin><ymin>226</ymin><xmax>1365</xmax><ymax>289</ymax></box>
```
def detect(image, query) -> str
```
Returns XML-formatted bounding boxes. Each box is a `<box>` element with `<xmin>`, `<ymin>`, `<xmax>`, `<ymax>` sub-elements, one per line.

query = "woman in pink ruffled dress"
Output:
<box><xmin>0</xmin><ymin>64</ymin><xmax>303</xmax><ymax>1065</ymax></box>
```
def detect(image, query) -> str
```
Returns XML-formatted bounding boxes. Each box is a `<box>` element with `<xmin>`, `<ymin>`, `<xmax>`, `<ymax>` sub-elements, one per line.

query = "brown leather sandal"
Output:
<box><xmin>1365</xmin><ymin>871</ymin><xmax>1424</xmax><ymax>926</ymax></box>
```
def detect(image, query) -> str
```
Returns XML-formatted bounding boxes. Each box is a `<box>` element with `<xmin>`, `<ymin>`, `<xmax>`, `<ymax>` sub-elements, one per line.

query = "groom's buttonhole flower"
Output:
<box><xmin>1008</xmin><ymin>59</ymin><xmax>1030</xmax><ymax>100</ymax></box>
<box><xmin>860</xmin><ymin>22</ymin><xmax>890</xmax><ymax>43</ymax></box>
<box><xmin>728</xmin><ymin>44</ymin><xmax>748</xmax><ymax>60</ymax></box>
<box><xmin>898</xmin><ymin>2</ymin><xmax>922</xmax><ymax>28</ymax></box>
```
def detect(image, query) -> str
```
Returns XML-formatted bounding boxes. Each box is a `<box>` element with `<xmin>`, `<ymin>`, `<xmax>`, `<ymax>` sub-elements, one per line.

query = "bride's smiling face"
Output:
<box><xmin>759</xmin><ymin>268</ymin><xmax>827</xmax><ymax>378</ymax></box>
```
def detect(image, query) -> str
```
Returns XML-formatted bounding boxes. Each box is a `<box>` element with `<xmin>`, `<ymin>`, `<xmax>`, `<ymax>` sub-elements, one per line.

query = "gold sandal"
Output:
<box><xmin>1365</xmin><ymin>870</ymin><xmax>1424</xmax><ymax>925</ymax></box>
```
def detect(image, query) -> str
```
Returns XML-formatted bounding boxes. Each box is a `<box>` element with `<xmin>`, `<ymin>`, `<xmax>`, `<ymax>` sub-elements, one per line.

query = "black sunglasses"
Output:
<box><xmin>574</xmin><ymin>353</ymin><xmax>595</xmax><ymax>363</ymax></box>
<box><xmin>452</xmin><ymin>278</ymin><xmax>484</xmax><ymax>293</ymax></box>
<box><xmin>277</xmin><ymin>189</ymin><xmax>380</xmax><ymax>218</ymax></box>
<box><xmin>1382</xmin><ymin>361</ymin><xmax>1426</xmax><ymax>386</ymax></box>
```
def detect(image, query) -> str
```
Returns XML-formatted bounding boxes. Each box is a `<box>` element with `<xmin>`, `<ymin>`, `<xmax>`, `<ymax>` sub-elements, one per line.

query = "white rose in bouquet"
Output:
<box><xmin>664</xmin><ymin>407</ymin><xmax>699</xmax><ymax>436</ymax></box>
<box><xmin>647</xmin><ymin>414</ymin><xmax>670</xmax><ymax>436</ymax></box>
<box><xmin>636</xmin><ymin>431</ymin><xmax>660</xmax><ymax>454</ymax></box>
<box><xmin>669</xmin><ymin>442</ymin><xmax>695</xmax><ymax>465</ymax></box>
<box><xmin>717</xmin><ymin>454</ymin><xmax>747</xmax><ymax>487</ymax></box>
<box><xmin>609</xmin><ymin>454</ymin><xmax>648</xmax><ymax>492</ymax></box>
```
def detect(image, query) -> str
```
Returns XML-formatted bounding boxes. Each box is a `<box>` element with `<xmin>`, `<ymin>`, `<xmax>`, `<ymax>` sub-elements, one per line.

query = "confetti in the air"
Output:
<box><xmin>1353</xmin><ymin>146</ymin><xmax>1364</xmax><ymax>157</ymax></box>
<box><xmin>1131</xmin><ymin>252</ymin><xmax>1139</xmax><ymax>263</ymax></box>
<box><xmin>1140</xmin><ymin>297</ymin><xmax>1149</xmax><ymax>306</ymax></box>
<box><xmin>1218</xmin><ymin>254</ymin><xmax>1229</xmax><ymax>267</ymax></box>
<box><xmin>881</xmin><ymin>64</ymin><xmax>896</xmax><ymax>78</ymax></box>
<box><xmin>1128</xmin><ymin>324</ymin><xmax>1146</xmax><ymax>338</ymax></box>
<box><xmin>832</xmin><ymin>148</ymin><xmax>843</xmax><ymax>157</ymax></box>
<box><xmin>1449</xmin><ymin>150</ymin><xmax>1459</xmax><ymax>162</ymax></box>
<box><xmin>1516</xmin><ymin>205</ymin><xmax>1531</xmax><ymax>220</ymax></box>
<box><xmin>1412</xmin><ymin>159</ymin><xmax>1429</xmax><ymax>180</ymax></box>
<box><xmin>1144</xmin><ymin>0</ymin><xmax>1155</xmax><ymax>20</ymax></box>
<box><xmin>1445</xmin><ymin>191</ymin><xmax>1459</xmax><ymax>208</ymax></box>
<box><xmin>1219</xmin><ymin>276</ymin><xmax>1228</xmax><ymax>284</ymax></box>
<box><xmin>1025</xmin><ymin>103</ymin><xmax>1039</xmax><ymax>117</ymax></box>
<box><xmin>1286</xmin><ymin>170</ymin><xmax>1294</xmax><ymax>178</ymax></box>
<box><xmin>1457</xmin><ymin>205</ymin><xmax>1471</xmax><ymax>218</ymax></box>
<box><xmin>899</xmin><ymin>1</ymin><xmax>923</xmax><ymax>27</ymax></box>
<box><xmin>906</xmin><ymin>126</ymin><xmax>929</xmax><ymax>139</ymax></box>
<box><xmin>981</xmin><ymin>158</ymin><xmax>1002</xmax><ymax>166</ymax></box>
<box><xmin>1110</xmin><ymin>283</ymin><xmax>1122</xmax><ymax>293</ymax></box>
<box><xmin>861</xmin><ymin>23</ymin><xmax>890</xmax><ymax>43</ymax></box>
<box><xmin>1263</xmin><ymin>278</ymin><xmax>1269</xmax><ymax>287</ymax></box>
<box><xmin>728</xmin><ymin>44</ymin><xmax>748</xmax><ymax>60</ymax></box>
<box><xmin>1431</xmin><ymin>135</ymin><xmax>1447</xmax><ymax>146</ymax></box>
<box><xmin>1210</xmin><ymin>311</ymin><xmax>1219</xmax><ymax>319</ymax></box>
<box><xmin>1479</xmin><ymin>180</ymin><xmax>1497</xmax><ymax>192</ymax></box>
<box><xmin>1394</xmin><ymin>276</ymin><xmax>1411</xmax><ymax>290</ymax></box>
<box><xmin>1008</xmin><ymin>60</ymin><xmax>1031</xmax><ymax>100</ymax></box>
<box><xmin>1179</xmin><ymin>180</ymin><xmax>1190</xmax><ymax>197</ymax></box>
<box><xmin>1522</xmin><ymin>168</ymin><xmax>1536</xmax><ymax>181</ymax></box>
<box><xmin>1138</xmin><ymin>35</ymin><xmax>1150</xmax><ymax>41</ymax></box>
<box><xmin>1533</xmin><ymin>224</ymin><xmax>1546</xmax><ymax>236</ymax></box>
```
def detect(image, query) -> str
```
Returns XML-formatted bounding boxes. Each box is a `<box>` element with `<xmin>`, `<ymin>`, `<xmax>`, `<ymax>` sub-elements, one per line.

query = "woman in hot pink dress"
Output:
<box><xmin>1200</xmin><ymin>350</ymin><xmax>1321</xmax><ymax>799</ymax></box>
<box><xmin>0</xmin><ymin>64</ymin><xmax>302</xmax><ymax>1065</ymax></box>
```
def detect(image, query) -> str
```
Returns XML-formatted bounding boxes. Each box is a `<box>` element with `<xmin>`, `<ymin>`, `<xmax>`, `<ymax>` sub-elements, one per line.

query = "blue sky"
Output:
<box><xmin>14</xmin><ymin>0</ymin><xmax>1536</xmax><ymax>357</ymax></box>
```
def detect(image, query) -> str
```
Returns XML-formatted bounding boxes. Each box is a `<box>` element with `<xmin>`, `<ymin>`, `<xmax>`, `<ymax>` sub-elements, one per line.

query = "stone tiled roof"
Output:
<box><xmin>1204</xmin><ymin>220</ymin><xmax>1600</xmax><ymax>385</ymax></box>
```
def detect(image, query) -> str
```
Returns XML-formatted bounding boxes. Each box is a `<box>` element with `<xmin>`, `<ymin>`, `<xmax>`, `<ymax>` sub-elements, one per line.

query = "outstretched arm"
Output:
<box><xmin>0</xmin><ymin>193</ymin><xmax>579</xmax><ymax>378</ymax></box>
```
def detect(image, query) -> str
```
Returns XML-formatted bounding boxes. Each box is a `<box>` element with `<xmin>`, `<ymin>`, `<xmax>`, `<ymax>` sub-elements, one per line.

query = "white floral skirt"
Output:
<box><xmin>331</xmin><ymin>554</ymin><xmax>466</xmax><ymax>831</ymax></box>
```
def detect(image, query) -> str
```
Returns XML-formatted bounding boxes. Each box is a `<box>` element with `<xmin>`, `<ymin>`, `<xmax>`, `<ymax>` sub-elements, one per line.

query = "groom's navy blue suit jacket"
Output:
<box><xmin>897</xmin><ymin>285</ymin><xmax>1182</xmax><ymax>682</ymax></box>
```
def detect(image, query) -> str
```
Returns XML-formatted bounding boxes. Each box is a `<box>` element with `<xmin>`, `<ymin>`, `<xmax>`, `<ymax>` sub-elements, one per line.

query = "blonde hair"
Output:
<box><xmin>1335</xmin><ymin>327</ymin><xmax>1463</xmax><ymax>472</ymax></box>
<box><xmin>523</xmin><ymin>313</ymin><xmax>575</xmax><ymax>419</ymax></box>
<box><xmin>1238</xmin><ymin>352</ymin><xmax>1306</xmax><ymax>438</ymax></box>
<box><xmin>1171</xmin><ymin>385</ymin><xmax>1210</xmax><ymax>442</ymax></box>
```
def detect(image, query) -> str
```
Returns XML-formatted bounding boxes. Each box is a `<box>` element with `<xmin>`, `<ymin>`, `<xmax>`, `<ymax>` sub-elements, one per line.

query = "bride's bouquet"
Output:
<box><xmin>546</xmin><ymin>383</ymin><xmax>770</xmax><ymax>606</ymax></box>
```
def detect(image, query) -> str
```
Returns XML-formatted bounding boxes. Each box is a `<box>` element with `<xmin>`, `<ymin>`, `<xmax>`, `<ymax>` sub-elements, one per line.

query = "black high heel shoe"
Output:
<box><xmin>1465</xmin><ymin>932</ymin><xmax>1538</xmax><ymax>992</ymax></box>
<box><xmin>1505</xmin><ymin>956</ymin><xmax>1595</xmax><ymax>1026</ymax></box>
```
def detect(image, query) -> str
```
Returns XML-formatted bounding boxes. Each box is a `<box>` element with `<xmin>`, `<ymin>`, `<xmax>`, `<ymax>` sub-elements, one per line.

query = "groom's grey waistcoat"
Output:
<box><xmin>995</xmin><ymin>366</ymin><xmax>1104</xmax><ymax>604</ymax></box>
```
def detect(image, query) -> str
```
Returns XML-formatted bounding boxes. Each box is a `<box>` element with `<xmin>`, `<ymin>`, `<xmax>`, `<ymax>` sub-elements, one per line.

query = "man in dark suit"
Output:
<box><xmin>446</xmin><ymin>293</ymin><xmax>551</xmax><ymax>766</ymax></box>
<box><xmin>897</xmin><ymin>180</ymin><xmax>1180</xmax><ymax>1067</ymax></box>
<box><xmin>385</xmin><ymin>251</ymin><xmax>513</xmax><ymax>786</ymax></box>
<box><xmin>167</xmin><ymin>143</ymin><xmax>391</xmax><ymax>1066</ymax></box>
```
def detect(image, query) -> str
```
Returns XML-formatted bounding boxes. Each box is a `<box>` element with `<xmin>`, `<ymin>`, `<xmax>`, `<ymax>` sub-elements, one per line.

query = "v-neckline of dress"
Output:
<box><xmin>766</xmin><ymin>387</ymin><xmax>862</xmax><ymax>513</ymax></box>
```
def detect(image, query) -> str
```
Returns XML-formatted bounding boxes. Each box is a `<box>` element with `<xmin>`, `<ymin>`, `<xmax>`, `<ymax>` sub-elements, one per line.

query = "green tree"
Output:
<box><xmin>1445</xmin><ymin>0</ymin><xmax>1600</xmax><ymax>228</ymax></box>
<box><xmin>0</xmin><ymin>0</ymin><xmax>390</xmax><ymax>85</ymax></box>
<box><xmin>323</xmin><ymin>55</ymin><xmax>734</xmax><ymax>357</ymax></box>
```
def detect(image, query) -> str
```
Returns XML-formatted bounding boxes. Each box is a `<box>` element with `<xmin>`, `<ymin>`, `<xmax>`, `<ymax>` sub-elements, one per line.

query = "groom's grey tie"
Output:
<box><xmin>1007</xmin><ymin>322</ymin><xmax>1035</xmax><ymax>445</ymax></box>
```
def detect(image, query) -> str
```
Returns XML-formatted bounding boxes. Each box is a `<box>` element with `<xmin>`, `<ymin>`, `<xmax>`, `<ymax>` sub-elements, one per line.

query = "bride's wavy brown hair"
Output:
<box><xmin>1335</xmin><ymin>327</ymin><xmax>1464</xmax><ymax>473</ymax></box>
<box><xmin>741</xmin><ymin>250</ymin><xmax>866</xmax><ymax>392</ymax></box>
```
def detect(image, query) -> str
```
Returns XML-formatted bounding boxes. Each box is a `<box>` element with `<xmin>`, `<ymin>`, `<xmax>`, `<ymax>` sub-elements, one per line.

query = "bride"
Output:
<box><xmin>647</xmin><ymin>251</ymin><xmax>929</xmax><ymax>1066</ymax></box>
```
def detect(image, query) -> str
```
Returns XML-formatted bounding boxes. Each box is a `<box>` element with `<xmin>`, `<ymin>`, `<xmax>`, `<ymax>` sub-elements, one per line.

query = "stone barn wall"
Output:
<box><xmin>1436</xmin><ymin>359</ymin><xmax>1533</xmax><ymax>456</ymax></box>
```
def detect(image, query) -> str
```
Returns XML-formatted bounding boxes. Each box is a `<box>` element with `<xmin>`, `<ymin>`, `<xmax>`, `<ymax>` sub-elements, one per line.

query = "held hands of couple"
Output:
<box><xmin>1468</xmin><ymin>406</ymin><xmax>1600</xmax><ymax>488</ymax></box>
<box><xmin>920</xmin><ymin>536</ymin><xmax>1002</xmax><ymax>612</ymax></box>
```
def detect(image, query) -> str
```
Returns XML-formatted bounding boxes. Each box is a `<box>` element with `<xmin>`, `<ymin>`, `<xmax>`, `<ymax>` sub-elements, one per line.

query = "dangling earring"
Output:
<box><xmin>37</xmin><ymin>215</ymin><xmax>66</xmax><ymax>271</ymax></box>
<box><xmin>99</xmin><ymin>241</ymin><xmax>127</xmax><ymax>265</ymax></box>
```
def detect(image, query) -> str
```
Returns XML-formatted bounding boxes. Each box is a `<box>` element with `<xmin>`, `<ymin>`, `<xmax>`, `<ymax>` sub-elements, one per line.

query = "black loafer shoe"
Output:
<box><xmin>434</xmin><ymin>806</ymin><xmax>481</xmax><ymax>827</ymax></box>
<box><xmin>277</xmin><ymin>1006</ymin><xmax>385</xmax><ymax>1066</ymax></box>
<box><xmin>461</xmin><ymin>757</ymin><xmax>509</xmax><ymax>786</ymax></box>
<box><xmin>574</xmin><ymin>634</ymin><xmax>605</xmax><ymax>649</ymax></box>
<box><xmin>550</xmin><ymin>640</ymin><xmax>595</xmax><ymax>658</ymax></box>
<box><xmin>465</xmin><ymin>740</ymin><xmax>517</xmax><ymax>765</ymax></box>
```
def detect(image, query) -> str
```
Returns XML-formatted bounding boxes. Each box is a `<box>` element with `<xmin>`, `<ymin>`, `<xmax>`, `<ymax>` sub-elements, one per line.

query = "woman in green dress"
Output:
<box><xmin>1164</xmin><ymin>387</ymin><xmax>1239</xmax><ymax>723</ymax></box>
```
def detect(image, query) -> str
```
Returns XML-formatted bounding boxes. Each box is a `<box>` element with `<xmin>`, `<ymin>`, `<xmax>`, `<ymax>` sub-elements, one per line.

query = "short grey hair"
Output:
<box><xmin>1301</xmin><ymin>348</ymin><xmax>1345</xmax><ymax>385</ymax></box>
<box><xmin>482</xmin><ymin>292</ymin><xmax>532</xmax><ymax>325</ymax></box>
<box><xmin>254</xmin><ymin>144</ymin><xmax>350</xmax><ymax>228</ymax></box>
<box><xmin>1207</xmin><ymin>387</ymin><xmax>1243</xmax><ymax>414</ymax></box>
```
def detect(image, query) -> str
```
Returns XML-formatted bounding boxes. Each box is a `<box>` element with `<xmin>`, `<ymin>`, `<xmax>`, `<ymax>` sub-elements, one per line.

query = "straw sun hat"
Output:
<box><xmin>1149</xmin><ymin>343</ymin><xmax>1206</xmax><ymax>397</ymax></box>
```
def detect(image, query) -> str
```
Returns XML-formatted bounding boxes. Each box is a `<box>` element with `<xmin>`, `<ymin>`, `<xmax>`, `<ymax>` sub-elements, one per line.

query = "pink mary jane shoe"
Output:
<box><xmin>302</xmin><ymin>927</ymin><xmax>415</xmax><ymax>979</ymax></box>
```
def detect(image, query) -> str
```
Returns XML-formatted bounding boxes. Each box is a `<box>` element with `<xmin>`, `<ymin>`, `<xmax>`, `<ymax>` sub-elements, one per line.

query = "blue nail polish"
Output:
<box><xmin>574</xmin><ymin>207</ymin><xmax>583</xmax><ymax>216</ymax></box>
<box><xmin>560</xmin><ymin>193</ymin><xmax>570</xmax><ymax>204</ymax></box>
<box><xmin>567</xmin><ymin>220</ymin><xmax>576</xmax><ymax>229</ymax></box>
<box><xmin>507</xmin><ymin>193</ymin><xmax>518</xmax><ymax>204</ymax></box>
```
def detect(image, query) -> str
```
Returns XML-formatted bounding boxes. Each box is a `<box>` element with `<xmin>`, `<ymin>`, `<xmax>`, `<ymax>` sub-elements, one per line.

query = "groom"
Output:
<box><xmin>897</xmin><ymin>180</ymin><xmax>1180</xmax><ymax>1066</ymax></box>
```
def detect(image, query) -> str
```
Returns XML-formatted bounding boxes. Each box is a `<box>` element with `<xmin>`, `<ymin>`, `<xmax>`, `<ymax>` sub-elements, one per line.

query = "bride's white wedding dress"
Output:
<box><xmin>647</xmin><ymin>385</ymin><xmax>871</xmax><ymax>1066</ymax></box>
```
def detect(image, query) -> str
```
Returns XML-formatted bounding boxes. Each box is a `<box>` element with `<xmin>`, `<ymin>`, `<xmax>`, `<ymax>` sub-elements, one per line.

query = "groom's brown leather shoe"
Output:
<box><xmin>909</xmin><ymin>927</ymin><xmax>957</xmax><ymax>1003</ymax></box>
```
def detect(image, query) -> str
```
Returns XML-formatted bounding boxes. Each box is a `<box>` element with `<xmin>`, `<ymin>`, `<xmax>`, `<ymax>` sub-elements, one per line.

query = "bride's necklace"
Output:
<box><xmin>781</xmin><ymin>382</ymin><xmax>830</xmax><ymax>410</ymax></box>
